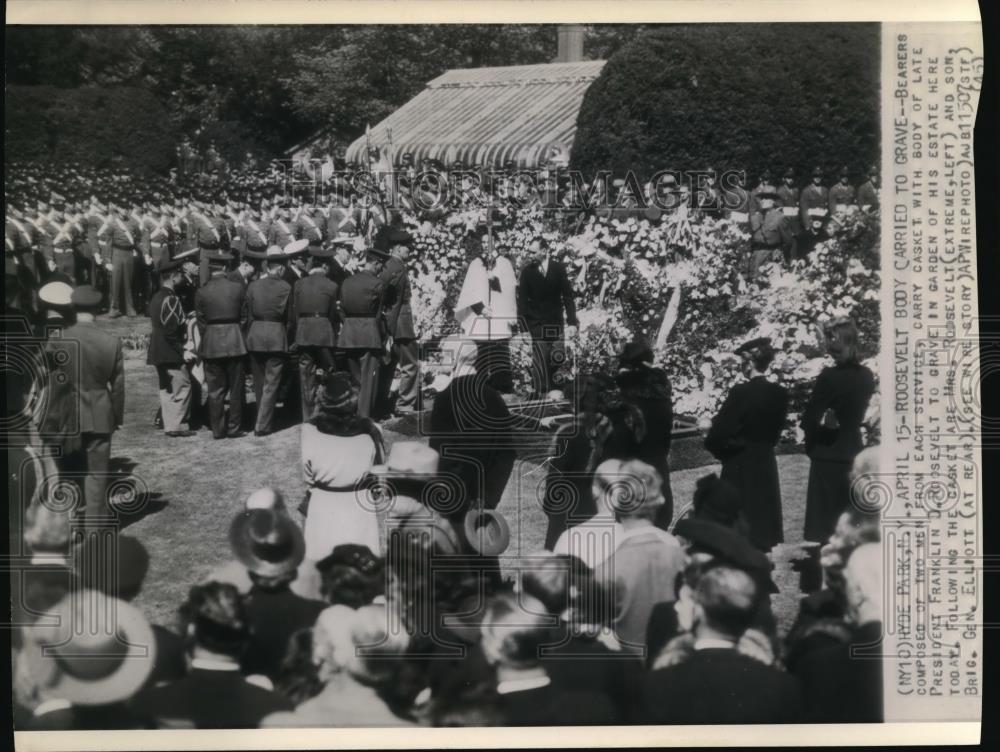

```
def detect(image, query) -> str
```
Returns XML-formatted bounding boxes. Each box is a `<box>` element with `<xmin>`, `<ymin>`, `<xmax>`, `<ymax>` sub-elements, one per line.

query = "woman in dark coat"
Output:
<box><xmin>704</xmin><ymin>337</ymin><xmax>788</xmax><ymax>552</ymax></box>
<box><xmin>801</xmin><ymin>318</ymin><xmax>875</xmax><ymax>544</ymax></box>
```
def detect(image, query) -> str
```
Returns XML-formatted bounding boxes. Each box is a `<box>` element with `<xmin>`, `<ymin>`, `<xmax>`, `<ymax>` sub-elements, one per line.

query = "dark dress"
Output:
<box><xmin>704</xmin><ymin>376</ymin><xmax>789</xmax><ymax>550</ymax></box>
<box><xmin>542</xmin><ymin>415</ymin><xmax>604</xmax><ymax>550</ymax></box>
<box><xmin>611</xmin><ymin>367</ymin><xmax>674</xmax><ymax>525</ymax></box>
<box><xmin>240</xmin><ymin>584</ymin><xmax>326</xmax><ymax>680</ymax></box>
<box><xmin>801</xmin><ymin>362</ymin><xmax>875</xmax><ymax>542</ymax></box>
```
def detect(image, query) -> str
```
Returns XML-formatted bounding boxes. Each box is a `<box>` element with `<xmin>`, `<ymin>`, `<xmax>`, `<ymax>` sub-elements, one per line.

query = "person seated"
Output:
<box><xmin>590</xmin><ymin>460</ymin><xmax>686</xmax><ymax>655</ymax></box>
<box><xmin>263</xmin><ymin>604</ymin><xmax>415</xmax><ymax>727</ymax></box>
<box><xmin>17</xmin><ymin>590</ymin><xmax>154</xmax><ymax>730</ymax></box>
<box><xmin>130</xmin><ymin>582</ymin><xmax>294</xmax><ymax>728</ymax></box>
<box><xmin>793</xmin><ymin>542</ymin><xmax>884</xmax><ymax>723</ymax></box>
<box><xmin>480</xmin><ymin>593</ymin><xmax>619</xmax><ymax>726</ymax></box>
<box><xmin>642</xmin><ymin>564</ymin><xmax>803</xmax><ymax>725</ymax></box>
<box><xmin>518</xmin><ymin>553</ymin><xmax>644</xmax><ymax>722</ymax></box>
<box><xmin>228</xmin><ymin>508</ymin><xmax>325</xmax><ymax>681</ymax></box>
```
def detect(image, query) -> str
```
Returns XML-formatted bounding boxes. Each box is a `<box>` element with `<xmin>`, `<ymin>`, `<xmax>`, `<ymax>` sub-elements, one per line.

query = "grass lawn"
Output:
<box><xmin>105</xmin><ymin>314</ymin><xmax>813</xmax><ymax>638</ymax></box>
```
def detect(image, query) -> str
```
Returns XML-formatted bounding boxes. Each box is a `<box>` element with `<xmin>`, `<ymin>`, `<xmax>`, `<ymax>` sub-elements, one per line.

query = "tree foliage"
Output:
<box><xmin>571</xmin><ymin>24</ymin><xmax>880</xmax><ymax>181</ymax></box>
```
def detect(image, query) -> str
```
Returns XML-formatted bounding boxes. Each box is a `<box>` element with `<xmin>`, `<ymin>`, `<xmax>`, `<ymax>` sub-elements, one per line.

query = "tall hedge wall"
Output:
<box><xmin>571</xmin><ymin>24</ymin><xmax>880</xmax><ymax>182</ymax></box>
<box><xmin>5</xmin><ymin>86</ymin><xmax>178</xmax><ymax>174</ymax></box>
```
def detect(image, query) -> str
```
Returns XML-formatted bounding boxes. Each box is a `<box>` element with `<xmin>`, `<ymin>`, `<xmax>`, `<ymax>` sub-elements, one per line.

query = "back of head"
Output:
<box><xmin>692</xmin><ymin>473</ymin><xmax>742</xmax><ymax>528</ymax></box>
<box><xmin>181</xmin><ymin>581</ymin><xmax>250</xmax><ymax>658</ymax></box>
<box><xmin>480</xmin><ymin>593</ymin><xmax>553</xmax><ymax>669</ymax></box>
<box><xmin>519</xmin><ymin>553</ymin><xmax>604</xmax><ymax>626</ymax></box>
<box><xmin>316</xmin><ymin>544</ymin><xmax>385</xmax><ymax>608</ymax></box>
<box><xmin>597</xmin><ymin>459</ymin><xmax>663</xmax><ymax>522</ymax></box>
<box><xmin>694</xmin><ymin>565</ymin><xmax>759</xmax><ymax>640</ymax></box>
<box><xmin>314</xmin><ymin>604</ymin><xmax>407</xmax><ymax>686</ymax></box>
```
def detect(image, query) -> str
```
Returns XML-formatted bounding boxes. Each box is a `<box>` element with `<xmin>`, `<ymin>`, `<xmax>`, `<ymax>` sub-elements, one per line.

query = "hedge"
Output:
<box><xmin>571</xmin><ymin>24</ymin><xmax>880</xmax><ymax>183</ymax></box>
<box><xmin>5</xmin><ymin>85</ymin><xmax>178</xmax><ymax>174</ymax></box>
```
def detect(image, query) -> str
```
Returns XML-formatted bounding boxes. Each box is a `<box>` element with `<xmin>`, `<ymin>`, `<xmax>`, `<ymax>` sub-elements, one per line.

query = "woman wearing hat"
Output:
<box><xmin>301</xmin><ymin>373</ymin><xmax>386</xmax><ymax>561</ymax></box>
<box><xmin>705</xmin><ymin>336</ymin><xmax>789</xmax><ymax>552</ymax></box>
<box><xmin>801</xmin><ymin>319</ymin><xmax>875</xmax><ymax>561</ymax></box>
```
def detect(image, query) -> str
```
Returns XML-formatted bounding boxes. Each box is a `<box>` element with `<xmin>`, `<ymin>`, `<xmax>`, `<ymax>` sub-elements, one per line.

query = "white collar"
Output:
<box><xmin>190</xmin><ymin>656</ymin><xmax>241</xmax><ymax>672</ymax></box>
<box><xmin>496</xmin><ymin>675</ymin><xmax>550</xmax><ymax>695</ymax></box>
<box><xmin>693</xmin><ymin>637</ymin><xmax>737</xmax><ymax>651</ymax></box>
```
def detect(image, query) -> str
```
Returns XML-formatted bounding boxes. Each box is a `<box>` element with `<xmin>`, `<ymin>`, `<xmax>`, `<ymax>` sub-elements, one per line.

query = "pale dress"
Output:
<box><xmin>301</xmin><ymin>423</ymin><xmax>381</xmax><ymax>559</ymax></box>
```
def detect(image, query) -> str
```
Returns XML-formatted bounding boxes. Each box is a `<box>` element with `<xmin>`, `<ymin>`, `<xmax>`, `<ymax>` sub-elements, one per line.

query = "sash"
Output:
<box><xmin>9</xmin><ymin>218</ymin><xmax>32</xmax><ymax>244</ymax></box>
<box><xmin>113</xmin><ymin>217</ymin><xmax>135</xmax><ymax>247</ymax></box>
<box><xmin>782</xmin><ymin>207</ymin><xmax>798</xmax><ymax>217</ymax></box>
<box><xmin>246</xmin><ymin>218</ymin><xmax>266</xmax><ymax>245</ymax></box>
<box><xmin>276</xmin><ymin>219</ymin><xmax>292</xmax><ymax>239</ymax></box>
<box><xmin>300</xmin><ymin>213</ymin><xmax>322</xmax><ymax>239</ymax></box>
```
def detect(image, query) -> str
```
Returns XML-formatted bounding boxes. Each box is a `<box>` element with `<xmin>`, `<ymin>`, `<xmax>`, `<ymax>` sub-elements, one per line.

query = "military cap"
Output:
<box><xmin>838</xmin><ymin>165</ymin><xmax>849</xmax><ymax>177</ymax></box>
<box><xmin>811</xmin><ymin>166</ymin><xmax>824</xmax><ymax>177</ymax></box>
<box><xmin>39</xmin><ymin>281</ymin><xmax>74</xmax><ymax>307</ymax></box>
<box><xmin>70</xmin><ymin>285</ymin><xmax>103</xmax><ymax>309</ymax></box>
<box><xmin>782</xmin><ymin>168</ymin><xmax>795</xmax><ymax>178</ymax></box>
<box><xmin>157</xmin><ymin>255</ymin><xmax>185</xmax><ymax>273</ymax></box>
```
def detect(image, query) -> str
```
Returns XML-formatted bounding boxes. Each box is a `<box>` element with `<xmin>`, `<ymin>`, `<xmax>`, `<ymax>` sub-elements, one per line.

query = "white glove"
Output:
<box><xmin>47</xmin><ymin>259</ymin><xmax>57</xmax><ymax>272</ymax></box>
<box><xmin>565</xmin><ymin>325</ymin><xmax>578</xmax><ymax>338</ymax></box>
<box><xmin>144</xmin><ymin>254</ymin><xmax>153</xmax><ymax>266</ymax></box>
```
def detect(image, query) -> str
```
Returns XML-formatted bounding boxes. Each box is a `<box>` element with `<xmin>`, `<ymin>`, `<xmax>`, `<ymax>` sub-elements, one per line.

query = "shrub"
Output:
<box><xmin>5</xmin><ymin>85</ymin><xmax>178</xmax><ymax>174</ymax></box>
<box><xmin>571</xmin><ymin>24</ymin><xmax>880</xmax><ymax>182</ymax></box>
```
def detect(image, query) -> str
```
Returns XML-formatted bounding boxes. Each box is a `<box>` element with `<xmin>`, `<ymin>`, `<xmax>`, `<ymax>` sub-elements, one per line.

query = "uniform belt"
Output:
<box><xmin>342</xmin><ymin>313</ymin><xmax>376</xmax><ymax>318</ymax></box>
<box><xmin>252</xmin><ymin>317</ymin><xmax>285</xmax><ymax>323</ymax></box>
<box><xmin>206</xmin><ymin>318</ymin><xmax>239</xmax><ymax>325</ymax></box>
<box><xmin>53</xmin><ymin>248</ymin><xmax>72</xmax><ymax>254</ymax></box>
<box><xmin>298</xmin><ymin>312</ymin><xmax>328</xmax><ymax>318</ymax></box>
<box><xmin>112</xmin><ymin>244</ymin><xmax>134</xmax><ymax>250</ymax></box>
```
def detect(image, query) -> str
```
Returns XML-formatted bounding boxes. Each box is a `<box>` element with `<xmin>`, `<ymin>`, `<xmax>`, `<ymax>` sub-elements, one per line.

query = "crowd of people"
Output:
<box><xmin>7</xmin><ymin>154</ymin><xmax>882</xmax><ymax>730</ymax></box>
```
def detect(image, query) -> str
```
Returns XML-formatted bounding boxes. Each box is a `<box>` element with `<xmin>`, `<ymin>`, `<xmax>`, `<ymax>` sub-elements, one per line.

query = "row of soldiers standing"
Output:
<box><xmin>147</xmin><ymin>219</ymin><xmax>416</xmax><ymax>443</ymax></box>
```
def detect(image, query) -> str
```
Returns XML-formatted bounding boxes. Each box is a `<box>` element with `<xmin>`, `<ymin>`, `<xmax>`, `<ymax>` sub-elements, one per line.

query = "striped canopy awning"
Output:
<box><xmin>345</xmin><ymin>60</ymin><xmax>606</xmax><ymax>169</ymax></box>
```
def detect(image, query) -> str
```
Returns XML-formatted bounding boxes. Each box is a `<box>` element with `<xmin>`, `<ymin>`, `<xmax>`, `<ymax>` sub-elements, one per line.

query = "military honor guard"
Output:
<box><xmin>97</xmin><ymin>200</ymin><xmax>142</xmax><ymax>318</ymax></box>
<box><xmin>195</xmin><ymin>248</ymin><xmax>248</xmax><ymax>439</ymax></box>
<box><xmin>856</xmin><ymin>165</ymin><xmax>879</xmax><ymax>211</ymax></box>
<box><xmin>338</xmin><ymin>244</ymin><xmax>387</xmax><ymax>419</ymax></box>
<box><xmin>147</xmin><ymin>255</ymin><xmax>196</xmax><ymax>437</ymax></box>
<box><xmin>828</xmin><ymin>167</ymin><xmax>856</xmax><ymax>214</ymax></box>
<box><xmin>244</xmin><ymin>245</ymin><xmax>293</xmax><ymax>437</ymax></box>
<box><xmin>723</xmin><ymin>171</ymin><xmax>751</xmax><ymax>226</ymax></box>
<box><xmin>799</xmin><ymin>167</ymin><xmax>830</xmax><ymax>230</ymax></box>
<box><xmin>749</xmin><ymin>186</ymin><xmax>797</xmax><ymax>275</ymax></box>
<box><xmin>267</xmin><ymin>201</ymin><xmax>297</xmax><ymax>252</ymax></box>
<box><xmin>294</xmin><ymin>198</ymin><xmax>326</xmax><ymax>253</ymax></box>
<box><xmin>236</xmin><ymin>200</ymin><xmax>271</xmax><ymax>260</ymax></box>
<box><xmin>704</xmin><ymin>337</ymin><xmax>789</xmax><ymax>552</ymax></box>
<box><xmin>749</xmin><ymin>169</ymin><xmax>777</xmax><ymax>215</ymax></box>
<box><xmin>291</xmin><ymin>244</ymin><xmax>343</xmax><ymax>420</ymax></box>
<box><xmin>375</xmin><ymin>226</ymin><xmax>420</xmax><ymax>417</ymax></box>
<box><xmin>777</xmin><ymin>168</ymin><xmax>802</xmax><ymax>236</ymax></box>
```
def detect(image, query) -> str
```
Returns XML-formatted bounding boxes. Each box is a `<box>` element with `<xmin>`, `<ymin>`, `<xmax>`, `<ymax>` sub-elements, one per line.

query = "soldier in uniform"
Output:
<box><xmin>43</xmin><ymin>285</ymin><xmax>125</xmax><ymax>521</ymax></box>
<box><xmin>267</xmin><ymin>201</ymin><xmax>297</xmax><ymax>254</ymax></box>
<box><xmin>294</xmin><ymin>197</ymin><xmax>326</xmax><ymax>254</ymax></box>
<box><xmin>291</xmin><ymin>245</ymin><xmax>342</xmax><ymax>421</ymax></box>
<box><xmin>338</xmin><ymin>246</ymin><xmax>387</xmax><ymax>419</ymax></box>
<box><xmin>828</xmin><ymin>166</ymin><xmax>856</xmax><ymax>214</ymax></box>
<box><xmin>281</xmin><ymin>238</ymin><xmax>310</xmax><ymax>287</ymax></box>
<box><xmin>857</xmin><ymin>165</ymin><xmax>879</xmax><ymax>211</ymax></box>
<box><xmin>749</xmin><ymin>169</ymin><xmax>777</xmax><ymax>215</ymax></box>
<box><xmin>244</xmin><ymin>245</ymin><xmax>293</xmax><ymax>437</ymax></box>
<box><xmin>374</xmin><ymin>227</ymin><xmax>419</xmax><ymax>417</ymax></box>
<box><xmin>749</xmin><ymin>187</ymin><xmax>797</xmax><ymax>275</ymax></box>
<box><xmin>799</xmin><ymin>167</ymin><xmax>829</xmax><ymax>229</ymax></box>
<box><xmin>236</xmin><ymin>199</ymin><xmax>271</xmax><ymax>261</ymax></box>
<box><xmin>722</xmin><ymin>171</ymin><xmax>751</xmax><ymax>227</ymax></box>
<box><xmin>98</xmin><ymin>200</ymin><xmax>142</xmax><ymax>318</ymax></box>
<box><xmin>776</xmin><ymin>168</ymin><xmax>802</xmax><ymax>236</ymax></box>
<box><xmin>195</xmin><ymin>249</ymin><xmax>248</xmax><ymax>439</ymax></box>
<box><xmin>147</xmin><ymin>255</ymin><xmax>196</xmax><ymax>437</ymax></box>
<box><xmin>192</xmin><ymin>195</ymin><xmax>232</xmax><ymax>287</ymax></box>
<box><xmin>142</xmin><ymin>199</ymin><xmax>173</xmax><ymax>299</ymax></box>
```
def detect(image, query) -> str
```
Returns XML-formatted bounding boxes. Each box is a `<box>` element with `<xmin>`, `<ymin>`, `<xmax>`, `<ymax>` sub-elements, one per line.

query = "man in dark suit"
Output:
<box><xmin>147</xmin><ymin>256</ymin><xmax>196</xmax><ymax>437</ymax></box>
<box><xmin>195</xmin><ymin>250</ymin><xmax>248</xmax><ymax>439</ymax></box>
<box><xmin>705</xmin><ymin>337</ymin><xmax>789</xmax><ymax>552</ymax></box>
<box><xmin>338</xmin><ymin>248</ymin><xmax>386</xmax><ymax>418</ymax></box>
<box><xmin>292</xmin><ymin>246</ymin><xmax>342</xmax><ymax>421</ymax></box>
<box><xmin>375</xmin><ymin>227</ymin><xmax>419</xmax><ymax>417</ymax></box>
<box><xmin>643</xmin><ymin>564</ymin><xmax>803</xmax><ymax>724</ymax></box>
<box><xmin>244</xmin><ymin>247</ymin><xmax>292</xmax><ymax>436</ymax></box>
<box><xmin>794</xmin><ymin>543</ymin><xmax>883</xmax><ymax>722</ymax></box>
<box><xmin>44</xmin><ymin>285</ymin><xmax>125</xmax><ymax>520</ymax></box>
<box><xmin>749</xmin><ymin>187</ymin><xmax>797</xmax><ymax>274</ymax></box>
<box><xmin>517</xmin><ymin>237</ymin><xmax>577</xmax><ymax>398</ymax></box>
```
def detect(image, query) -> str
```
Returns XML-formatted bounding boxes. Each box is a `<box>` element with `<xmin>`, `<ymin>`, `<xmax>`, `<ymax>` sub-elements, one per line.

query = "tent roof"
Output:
<box><xmin>345</xmin><ymin>60</ymin><xmax>606</xmax><ymax>168</ymax></box>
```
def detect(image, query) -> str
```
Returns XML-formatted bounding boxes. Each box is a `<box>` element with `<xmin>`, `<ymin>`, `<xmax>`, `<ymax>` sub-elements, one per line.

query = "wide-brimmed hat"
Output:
<box><xmin>202</xmin><ymin>248</ymin><xmax>233</xmax><ymax>263</ymax></box>
<box><xmin>463</xmin><ymin>508</ymin><xmax>511</xmax><ymax>557</ymax></box>
<box><xmin>157</xmin><ymin>255</ymin><xmax>185</xmax><ymax>274</ymax></box>
<box><xmin>228</xmin><ymin>507</ymin><xmax>306</xmax><ymax>578</ymax></box>
<box><xmin>673</xmin><ymin>518</ymin><xmax>772</xmax><ymax>577</ymax></box>
<box><xmin>283</xmin><ymin>238</ymin><xmax>309</xmax><ymax>257</ymax></box>
<box><xmin>27</xmin><ymin>590</ymin><xmax>156</xmax><ymax>706</ymax></box>
<box><xmin>266</xmin><ymin>244</ymin><xmax>289</xmax><ymax>262</ymax></box>
<box><xmin>70</xmin><ymin>285</ymin><xmax>102</xmax><ymax>309</ymax></box>
<box><xmin>373</xmin><ymin>226</ymin><xmax>413</xmax><ymax>253</ymax></box>
<box><xmin>370</xmin><ymin>442</ymin><xmax>440</xmax><ymax>481</ymax></box>
<box><xmin>39</xmin><ymin>281</ymin><xmax>74</xmax><ymax>308</ymax></box>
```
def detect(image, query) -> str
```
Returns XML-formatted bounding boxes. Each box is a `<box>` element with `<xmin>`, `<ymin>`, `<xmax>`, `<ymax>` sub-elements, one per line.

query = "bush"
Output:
<box><xmin>5</xmin><ymin>85</ymin><xmax>178</xmax><ymax>174</ymax></box>
<box><xmin>571</xmin><ymin>24</ymin><xmax>880</xmax><ymax>182</ymax></box>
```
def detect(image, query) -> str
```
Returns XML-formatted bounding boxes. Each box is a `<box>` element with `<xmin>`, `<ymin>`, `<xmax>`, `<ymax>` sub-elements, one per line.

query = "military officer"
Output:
<box><xmin>749</xmin><ymin>186</ymin><xmax>797</xmax><ymax>275</ymax></box>
<box><xmin>294</xmin><ymin>198</ymin><xmax>326</xmax><ymax>253</ymax></box>
<box><xmin>799</xmin><ymin>167</ymin><xmax>829</xmax><ymax>229</ymax></box>
<box><xmin>43</xmin><ymin>285</ymin><xmax>125</xmax><ymax>521</ymax></box>
<box><xmin>749</xmin><ymin>169</ymin><xmax>777</xmax><ymax>215</ymax></box>
<box><xmin>49</xmin><ymin>194</ymin><xmax>84</xmax><ymax>281</ymax></box>
<box><xmin>828</xmin><ymin>166</ymin><xmax>856</xmax><ymax>213</ymax></box>
<box><xmin>375</xmin><ymin>226</ymin><xmax>420</xmax><ymax>417</ymax></box>
<box><xmin>244</xmin><ymin>245</ymin><xmax>293</xmax><ymax>437</ymax></box>
<box><xmin>141</xmin><ymin>199</ymin><xmax>172</xmax><ymax>298</ymax></box>
<box><xmin>147</xmin><ymin>255</ymin><xmax>196</xmax><ymax>437</ymax></box>
<box><xmin>291</xmin><ymin>245</ymin><xmax>342</xmax><ymax>420</ymax></box>
<box><xmin>723</xmin><ymin>171</ymin><xmax>751</xmax><ymax>226</ymax></box>
<box><xmin>776</xmin><ymin>168</ymin><xmax>802</xmax><ymax>236</ymax></box>
<box><xmin>236</xmin><ymin>199</ymin><xmax>271</xmax><ymax>260</ymax></box>
<box><xmin>857</xmin><ymin>165</ymin><xmax>879</xmax><ymax>211</ymax></box>
<box><xmin>195</xmin><ymin>248</ymin><xmax>248</xmax><ymax>439</ymax></box>
<box><xmin>267</xmin><ymin>201</ymin><xmax>297</xmax><ymax>251</ymax></box>
<box><xmin>189</xmin><ymin>196</ymin><xmax>228</xmax><ymax>286</ymax></box>
<box><xmin>338</xmin><ymin>246</ymin><xmax>387</xmax><ymax>418</ymax></box>
<box><xmin>97</xmin><ymin>199</ymin><xmax>142</xmax><ymax>318</ymax></box>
